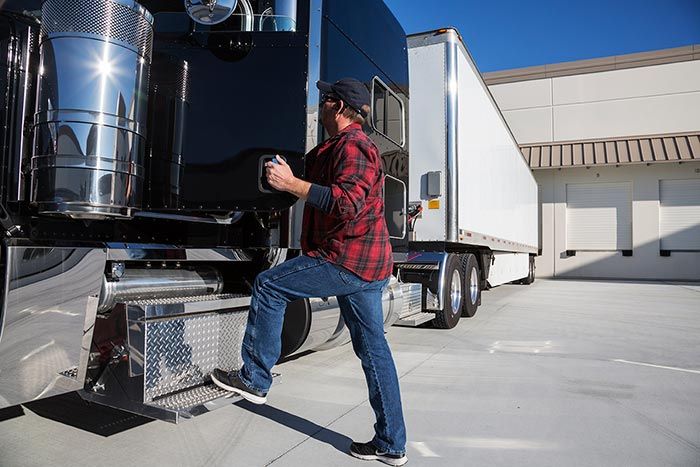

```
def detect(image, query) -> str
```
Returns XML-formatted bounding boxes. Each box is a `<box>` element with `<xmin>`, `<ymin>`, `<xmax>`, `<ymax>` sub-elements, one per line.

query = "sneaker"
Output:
<box><xmin>210</xmin><ymin>368</ymin><xmax>267</xmax><ymax>405</ymax></box>
<box><xmin>349</xmin><ymin>441</ymin><xmax>408</xmax><ymax>466</ymax></box>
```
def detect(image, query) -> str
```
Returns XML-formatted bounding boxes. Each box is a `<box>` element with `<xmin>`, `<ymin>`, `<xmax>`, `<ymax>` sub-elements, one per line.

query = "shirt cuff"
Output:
<box><xmin>307</xmin><ymin>183</ymin><xmax>332</xmax><ymax>213</ymax></box>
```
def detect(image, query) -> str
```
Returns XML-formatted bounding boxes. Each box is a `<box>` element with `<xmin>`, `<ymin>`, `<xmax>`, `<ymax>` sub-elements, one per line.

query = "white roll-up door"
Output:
<box><xmin>660</xmin><ymin>179</ymin><xmax>700</xmax><ymax>251</ymax></box>
<box><xmin>566</xmin><ymin>182</ymin><xmax>632</xmax><ymax>250</ymax></box>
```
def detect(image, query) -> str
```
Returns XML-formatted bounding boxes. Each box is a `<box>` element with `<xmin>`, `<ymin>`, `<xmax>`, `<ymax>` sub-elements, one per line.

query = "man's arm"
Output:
<box><xmin>326</xmin><ymin>139</ymin><xmax>377</xmax><ymax>221</ymax></box>
<box><xmin>265</xmin><ymin>155</ymin><xmax>311</xmax><ymax>199</ymax></box>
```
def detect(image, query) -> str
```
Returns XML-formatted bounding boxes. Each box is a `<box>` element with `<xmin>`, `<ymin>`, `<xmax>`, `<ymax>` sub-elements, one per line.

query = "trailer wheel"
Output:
<box><xmin>520</xmin><ymin>256</ymin><xmax>536</xmax><ymax>285</ymax></box>
<box><xmin>462</xmin><ymin>254</ymin><xmax>480</xmax><ymax>317</ymax></box>
<box><xmin>432</xmin><ymin>254</ymin><xmax>463</xmax><ymax>329</ymax></box>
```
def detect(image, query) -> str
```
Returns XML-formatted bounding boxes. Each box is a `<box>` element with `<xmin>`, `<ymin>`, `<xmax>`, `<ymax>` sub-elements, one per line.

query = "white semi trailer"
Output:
<box><xmin>394</xmin><ymin>29</ymin><xmax>538</xmax><ymax>329</ymax></box>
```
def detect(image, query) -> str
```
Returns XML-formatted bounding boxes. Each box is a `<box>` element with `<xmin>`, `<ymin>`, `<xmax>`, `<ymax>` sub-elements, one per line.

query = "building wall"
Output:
<box><xmin>489</xmin><ymin>60</ymin><xmax>700</xmax><ymax>144</ymax></box>
<box><xmin>536</xmin><ymin>162</ymin><xmax>700</xmax><ymax>281</ymax></box>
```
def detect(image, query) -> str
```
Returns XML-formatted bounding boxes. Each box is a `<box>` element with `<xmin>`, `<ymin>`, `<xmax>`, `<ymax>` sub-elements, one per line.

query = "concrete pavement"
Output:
<box><xmin>1</xmin><ymin>279</ymin><xmax>699</xmax><ymax>466</ymax></box>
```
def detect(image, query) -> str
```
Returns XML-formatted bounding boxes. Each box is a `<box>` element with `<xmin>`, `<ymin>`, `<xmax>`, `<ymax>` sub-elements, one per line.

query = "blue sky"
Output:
<box><xmin>384</xmin><ymin>0</ymin><xmax>700</xmax><ymax>72</ymax></box>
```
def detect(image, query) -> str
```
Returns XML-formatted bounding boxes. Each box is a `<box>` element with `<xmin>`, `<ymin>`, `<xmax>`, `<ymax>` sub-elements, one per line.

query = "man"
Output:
<box><xmin>211</xmin><ymin>78</ymin><xmax>408</xmax><ymax>466</ymax></box>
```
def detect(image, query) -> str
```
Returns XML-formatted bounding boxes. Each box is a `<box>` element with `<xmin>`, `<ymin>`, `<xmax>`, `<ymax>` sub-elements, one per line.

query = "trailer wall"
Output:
<box><xmin>454</xmin><ymin>37</ymin><xmax>538</xmax><ymax>251</ymax></box>
<box><xmin>408</xmin><ymin>31</ymin><xmax>537</xmax><ymax>252</ymax></box>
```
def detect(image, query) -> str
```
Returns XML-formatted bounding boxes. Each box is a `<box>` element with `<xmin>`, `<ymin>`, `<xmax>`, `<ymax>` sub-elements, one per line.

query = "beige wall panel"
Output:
<box><xmin>552</xmin><ymin>60</ymin><xmax>700</xmax><ymax>105</ymax></box>
<box><xmin>534</xmin><ymin>171</ymin><xmax>555</xmax><ymax>278</ymax></box>
<box><xmin>542</xmin><ymin>162</ymin><xmax>700</xmax><ymax>281</ymax></box>
<box><xmin>501</xmin><ymin>107</ymin><xmax>552</xmax><ymax>144</ymax></box>
<box><xmin>489</xmin><ymin>79</ymin><xmax>552</xmax><ymax>110</ymax></box>
<box><xmin>553</xmin><ymin>92</ymin><xmax>700</xmax><ymax>142</ymax></box>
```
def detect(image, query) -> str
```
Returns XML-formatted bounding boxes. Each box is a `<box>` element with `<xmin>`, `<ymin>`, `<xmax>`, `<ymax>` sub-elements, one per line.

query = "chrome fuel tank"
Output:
<box><xmin>30</xmin><ymin>0</ymin><xmax>154</xmax><ymax>219</ymax></box>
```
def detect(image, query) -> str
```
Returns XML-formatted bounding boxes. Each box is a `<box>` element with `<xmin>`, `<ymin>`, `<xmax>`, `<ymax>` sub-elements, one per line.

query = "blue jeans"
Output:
<box><xmin>239</xmin><ymin>255</ymin><xmax>407</xmax><ymax>455</ymax></box>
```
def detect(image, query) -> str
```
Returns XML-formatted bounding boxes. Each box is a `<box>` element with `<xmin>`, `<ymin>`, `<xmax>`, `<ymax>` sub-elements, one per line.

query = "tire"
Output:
<box><xmin>520</xmin><ymin>256</ymin><xmax>536</xmax><ymax>285</ymax></box>
<box><xmin>432</xmin><ymin>254</ymin><xmax>463</xmax><ymax>329</ymax></box>
<box><xmin>462</xmin><ymin>254</ymin><xmax>480</xmax><ymax>317</ymax></box>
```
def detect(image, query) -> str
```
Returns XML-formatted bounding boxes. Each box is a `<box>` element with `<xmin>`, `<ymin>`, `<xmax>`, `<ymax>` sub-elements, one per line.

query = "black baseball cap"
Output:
<box><xmin>317</xmin><ymin>78</ymin><xmax>370</xmax><ymax>118</ymax></box>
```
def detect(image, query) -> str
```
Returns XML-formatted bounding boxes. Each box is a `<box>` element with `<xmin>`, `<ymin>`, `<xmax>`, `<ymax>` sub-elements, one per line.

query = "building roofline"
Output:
<box><xmin>483</xmin><ymin>44</ymin><xmax>700</xmax><ymax>85</ymax></box>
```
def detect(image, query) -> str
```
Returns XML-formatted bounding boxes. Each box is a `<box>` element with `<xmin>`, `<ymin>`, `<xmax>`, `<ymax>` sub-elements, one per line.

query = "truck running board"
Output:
<box><xmin>83</xmin><ymin>294</ymin><xmax>253</xmax><ymax>423</ymax></box>
<box><xmin>395</xmin><ymin>312</ymin><xmax>435</xmax><ymax>327</ymax></box>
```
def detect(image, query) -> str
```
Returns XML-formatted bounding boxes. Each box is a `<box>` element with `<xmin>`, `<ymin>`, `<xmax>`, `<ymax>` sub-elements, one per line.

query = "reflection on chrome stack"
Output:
<box><xmin>31</xmin><ymin>0</ymin><xmax>154</xmax><ymax>219</ymax></box>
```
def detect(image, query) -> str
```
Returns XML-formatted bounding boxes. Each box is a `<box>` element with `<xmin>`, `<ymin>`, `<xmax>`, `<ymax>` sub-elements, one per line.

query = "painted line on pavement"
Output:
<box><xmin>612</xmin><ymin>359</ymin><xmax>700</xmax><ymax>375</ymax></box>
<box><xmin>410</xmin><ymin>442</ymin><xmax>440</xmax><ymax>457</ymax></box>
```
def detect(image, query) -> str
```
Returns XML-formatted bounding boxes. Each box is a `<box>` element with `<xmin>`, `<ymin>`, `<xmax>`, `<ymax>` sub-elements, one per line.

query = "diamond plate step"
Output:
<box><xmin>394</xmin><ymin>311</ymin><xmax>435</xmax><ymax>327</ymax></box>
<box><xmin>398</xmin><ymin>283</ymin><xmax>422</xmax><ymax>319</ymax></box>
<box><xmin>148</xmin><ymin>383</ymin><xmax>238</xmax><ymax>412</ymax></box>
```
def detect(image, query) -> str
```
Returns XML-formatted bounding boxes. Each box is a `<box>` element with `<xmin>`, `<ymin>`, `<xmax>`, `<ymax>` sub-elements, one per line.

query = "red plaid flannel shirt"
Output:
<box><xmin>301</xmin><ymin>123</ymin><xmax>393</xmax><ymax>281</ymax></box>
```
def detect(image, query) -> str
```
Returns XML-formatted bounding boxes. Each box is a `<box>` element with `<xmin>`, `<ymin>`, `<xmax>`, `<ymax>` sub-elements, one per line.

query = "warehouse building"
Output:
<box><xmin>484</xmin><ymin>45</ymin><xmax>700</xmax><ymax>281</ymax></box>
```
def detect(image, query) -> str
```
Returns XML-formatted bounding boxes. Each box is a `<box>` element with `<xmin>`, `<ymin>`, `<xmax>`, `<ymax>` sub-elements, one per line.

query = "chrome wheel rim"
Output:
<box><xmin>470</xmin><ymin>267</ymin><xmax>479</xmax><ymax>304</ymax></box>
<box><xmin>450</xmin><ymin>269</ymin><xmax>462</xmax><ymax>315</ymax></box>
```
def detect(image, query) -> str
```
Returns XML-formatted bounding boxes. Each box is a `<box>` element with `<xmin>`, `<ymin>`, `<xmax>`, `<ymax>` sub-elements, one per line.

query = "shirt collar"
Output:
<box><xmin>318</xmin><ymin>123</ymin><xmax>363</xmax><ymax>153</ymax></box>
<box><xmin>336</xmin><ymin>122</ymin><xmax>362</xmax><ymax>136</ymax></box>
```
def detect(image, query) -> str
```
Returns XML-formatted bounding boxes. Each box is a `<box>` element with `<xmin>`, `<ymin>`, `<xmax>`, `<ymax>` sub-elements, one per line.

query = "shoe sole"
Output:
<box><xmin>211</xmin><ymin>374</ymin><xmax>267</xmax><ymax>405</ymax></box>
<box><xmin>350</xmin><ymin>451</ymin><xmax>408</xmax><ymax>466</ymax></box>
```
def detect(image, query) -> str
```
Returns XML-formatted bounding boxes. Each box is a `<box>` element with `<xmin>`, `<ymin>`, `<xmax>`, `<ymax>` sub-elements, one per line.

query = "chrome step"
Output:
<box><xmin>148</xmin><ymin>383</ymin><xmax>239</xmax><ymax>412</ymax></box>
<box><xmin>394</xmin><ymin>311</ymin><xmax>435</xmax><ymax>327</ymax></box>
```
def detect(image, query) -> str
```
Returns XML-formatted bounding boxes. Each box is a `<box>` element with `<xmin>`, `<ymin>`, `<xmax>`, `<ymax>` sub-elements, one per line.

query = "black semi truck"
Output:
<box><xmin>0</xmin><ymin>0</ymin><xmax>537</xmax><ymax>422</ymax></box>
<box><xmin>0</xmin><ymin>0</ymin><xmax>418</xmax><ymax>422</ymax></box>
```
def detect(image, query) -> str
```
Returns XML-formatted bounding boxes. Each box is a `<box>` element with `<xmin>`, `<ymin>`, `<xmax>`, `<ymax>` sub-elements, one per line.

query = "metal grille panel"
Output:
<box><xmin>144</xmin><ymin>310</ymin><xmax>248</xmax><ymax>401</ymax></box>
<box><xmin>399</xmin><ymin>283</ymin><xmax>423</xmax><ymax>318</ymax></box>
<box><xmin>41</xmin><ymin>0</ymin><xmax>154</xmax><ymax>59</ymax></box>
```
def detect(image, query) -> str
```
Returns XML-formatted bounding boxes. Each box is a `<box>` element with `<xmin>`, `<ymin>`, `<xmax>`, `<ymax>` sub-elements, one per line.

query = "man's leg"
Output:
<box><xmin>338</xmin><ymin>279</ymin><xmax>407</xmax><ymax>457</ymax></box>
<box><xmin>213</xmin><ymin>255</ymin><xmax>361</xmax><ymax>401</ymax></box>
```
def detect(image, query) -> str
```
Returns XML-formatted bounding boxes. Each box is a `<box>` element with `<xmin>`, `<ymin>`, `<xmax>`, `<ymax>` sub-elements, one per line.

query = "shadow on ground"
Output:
<box><xmin>0</xmin><ymin>404</ymin><xmax>25</xmax><ymax>423</ymax></box>
<box><xmin>235</xmin><ymin>399</ymin><xmax>353</xmax><ymax>457</ymax></box>
<box><xmin>21</xmin><ymin>391</ymin><xmax>153</xmax><ymax>436</ymax></box>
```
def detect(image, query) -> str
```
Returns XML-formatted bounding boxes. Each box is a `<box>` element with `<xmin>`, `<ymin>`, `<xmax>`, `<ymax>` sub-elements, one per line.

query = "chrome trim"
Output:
<box><xmin>397</xmin><ymin>251</ymin><xmax>450</xmax><ymax>311</ymax></box>
<box><xmin>385</xmin><ymin>174</ymin><xmax>407</xmax><ymax>240</ymax></box>
<box><xmin>449</xmin><ymin>268</ymin><xmax>462</xmax><ymax>315</ymax></box>
<box><xmin>185</xmin><ymin>0</ymin><xmax>238</xmax><ymax>26</ymax></box>
<box><xmin>15</xmin><ymin>27</ymin><xmax>39</xmax><ymax>202</ymax></box>
<box><xmin>238</xmin><ymin>0</ymin><xmax>254</xmax><ymax>31</ymax></box>
<box><xmin>444</xmin><ymin>31</ymin><xmax>459</xmax><ymax>242</ymax></box>
<box><xmin>105</xmin><ymin>247</ymin><xmax>254</xmax><ymax>262</ymax></box>
<box><xmin>305</xmin><ymin>0</ymin><xmax>322</xmax><ymax>154</ymax></box>
<box><xmin>0</xmin><ymin>247</ymin><xmax>106</xmax><ymax>408</ymax></box>
<box><xmin>125</xmin><ymin>294</ymin><xmax>250</xmax><ymax>321</ymax></box>
<box><xmin>459</xmin><ymin>229</ymin><xmax>538</xmax><ymax>254</ymax></box>
<box><xmin>287</xmin><ymin>0</ymin><xmax>323</xmax><ymax>250</ymax></box>
<box><xmin>133</xmin><ymin>211</ymin><xmax>244</xmax><ymax>225</ymax></box>
<box><xmin>469</xmin><ymin>266</ymin><xmax>479</xmax><ymax>305</ymax></box>
<box><xmin>370</xmin><ymin>76</ymin><xmax>406</xmax><ymax>148</ymax></box>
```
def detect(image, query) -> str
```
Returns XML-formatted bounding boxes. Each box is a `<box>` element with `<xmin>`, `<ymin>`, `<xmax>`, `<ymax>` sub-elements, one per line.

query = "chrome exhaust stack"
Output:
<box><xmin>31</xmin><ymin>0</ymin><xmax>154</xmax><ymax>219</ymax></box>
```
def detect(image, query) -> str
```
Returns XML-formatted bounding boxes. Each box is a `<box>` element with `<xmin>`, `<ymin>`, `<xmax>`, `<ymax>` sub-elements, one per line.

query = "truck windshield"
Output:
<box><xmin>171</xmin><ymin>0</ymin><xmax>297</xmax><ymax>32</ymax></box>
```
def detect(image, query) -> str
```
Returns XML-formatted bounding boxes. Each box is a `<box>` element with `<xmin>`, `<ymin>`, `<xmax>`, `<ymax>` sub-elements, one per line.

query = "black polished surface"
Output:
<box><xmin>141</xmin><ymin>1</ymin><xmax>309</xmax><ymax>212</ymax></box>
<box><xmin>320</xmin><ymin>0</ymin><xmax>410</xmax><ymax>251</ymax></box>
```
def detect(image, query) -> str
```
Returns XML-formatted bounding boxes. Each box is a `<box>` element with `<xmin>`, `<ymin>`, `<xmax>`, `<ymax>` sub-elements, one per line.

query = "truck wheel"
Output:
<box><xmin>520</xmin><ymin>256</ymin><xmax>536</xmax><ymax>285</ymax></box>
<box><xmin>432</xmin><ymin>254</ymin><xmax>463</xmax><ymax>329</ymax></box>
<box><xmin>462</xmin><ymin>254</ymin><xmax>480</xmax><ymax>317</ymax></box>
